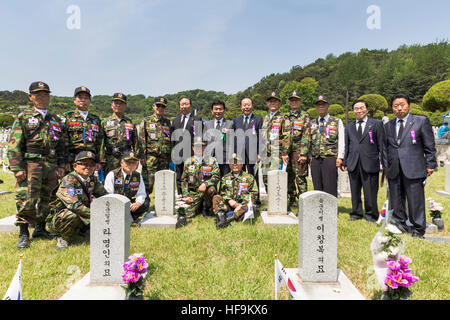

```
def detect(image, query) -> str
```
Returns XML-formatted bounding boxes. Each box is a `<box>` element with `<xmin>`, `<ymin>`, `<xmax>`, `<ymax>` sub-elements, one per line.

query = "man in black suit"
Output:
<box><xmin>382</xmin><ymin>93</ymin><xmax>437</xmax><ymax>239</ymax></box>
<box><xmin>170</xmin><ymin>97</ymin><xmax>203</xmax><ymax>195</ymax></box>
<box><xmin>232</xmin><ymin>97</ymin><xmax>263</xmax><ymax>176</ymax></box>
<box><xmin>342</xmin><ymin>100</ymin><xmax>384</xmax><ymax>223</ymax></box>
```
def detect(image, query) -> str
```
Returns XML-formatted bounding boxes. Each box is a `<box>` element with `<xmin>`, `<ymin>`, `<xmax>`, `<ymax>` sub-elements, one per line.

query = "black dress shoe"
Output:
<box><xmin>411</xmin><ymin>232</ymin><xmax>425</xmax><ymax>239</ymax></box>
<box><xmin>391</xmin><ymin>221</ymin><xmax>410</xmax><ymax>234</ymax></box>
<box><xmin>365</xmin><ymin>216</ymin><xmax>378</xmax><ymax>223</ymax></box>
<box><xmin>348</xmin><ymin>216</ymin><xmax>363</xmax><ymax>221</ymax></box>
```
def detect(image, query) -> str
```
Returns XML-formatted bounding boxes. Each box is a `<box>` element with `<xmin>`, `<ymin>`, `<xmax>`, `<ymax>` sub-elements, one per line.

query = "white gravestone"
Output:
<box><xmin>261</xmin><ymin>170</ymin><xmax>297</xmax><ymax>226</ymax></box>
<box><xmin>283</xmin><ymin>190</ymin><xmax>364</xmax><ymax>300</ymax></box>
<box><xmin>140</xmin><ymin>170</ymin><xmax>178</xmax><ymax>228</ymax></box>
<box><xmin>436</xmin><ymin>161</ymin><xmax>450</xmax><ymax>197</ymax></box>
<box><xmin>90</xmin><ymin>194</ymin><xmax>132</xmax><ymax>284</ymax></box>
<box><xmin>338</xmin><ymin>169</ymin><xmax>351</xmax><ymax>198</ymax></box>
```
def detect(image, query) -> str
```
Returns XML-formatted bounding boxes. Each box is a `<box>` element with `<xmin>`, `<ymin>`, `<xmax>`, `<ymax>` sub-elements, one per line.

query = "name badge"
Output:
<box><xmin>115</xmin><ymin>179</ymin><xmax>122</xmax><ymax>184</ymax></box>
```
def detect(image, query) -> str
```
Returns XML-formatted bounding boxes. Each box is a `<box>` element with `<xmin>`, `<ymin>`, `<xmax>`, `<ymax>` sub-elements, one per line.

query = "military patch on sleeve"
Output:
<box><xmin>68</xmin><ymin>187</ymin><xmax>75</xmax><ymax>197</ymax></box>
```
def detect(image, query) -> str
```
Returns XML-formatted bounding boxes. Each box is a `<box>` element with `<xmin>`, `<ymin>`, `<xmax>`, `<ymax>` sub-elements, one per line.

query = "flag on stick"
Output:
<box><xmin>274</xmin><ymin>257</ymin><xmax>302</xmax><ymax>300</ymax></box>
<box><xmin>3</xmin><ymin>257</ymin><xmax>22</xmax><ymax>300</ymax></box>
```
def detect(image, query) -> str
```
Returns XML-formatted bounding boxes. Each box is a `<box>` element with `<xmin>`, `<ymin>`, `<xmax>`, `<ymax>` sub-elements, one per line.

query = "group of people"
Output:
<box><xmin>7</xmin><ymin>80</ymin><xmax>437</xmax><ymax>250</ymax></box>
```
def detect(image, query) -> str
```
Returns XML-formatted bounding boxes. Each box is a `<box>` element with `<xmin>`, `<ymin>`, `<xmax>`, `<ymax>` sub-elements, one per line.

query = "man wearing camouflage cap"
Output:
<box><xmin>104</xmin><ymin>150</ymin><xmax>149</xmax><ymax>222</ymax></box>
<box><xmin>47</xmin><ymin>151</ymin><xmax>107</xmax><ymax>250</ymax></box>
<box><xmin>213</xmin><ymin>153</ymin><xmax>258</xmax><ymax>228</ymax></box>
<box><xmin>180</xmin><ymin>137</ymin><xmax>220</xmax><ymax>218</ymax></box>
<box><xmin>309</xmin><ymin>95</ymin><xmax>345</xmax><ymax>197</ymax></box>
<box><xmin>101</xmin><ymin>93</ymin><xmax>142</xmax><ymax>175</ymax></box>
<box><xmin>139</xmin><ymin>97</ymin><xmax>172</xmax><ymax>195</ymax></box>
<box><xmin>286</xmin><ymin>91</ymin><xmax>311</xmax><ymax>210</ymax></box>
<box><xmin>8</xmin><ymin>81</ymin><xmax>66</xmax><ymax>249</ymax></box>
<box><xmin>62</xmin><ymin>86</ymin><xmax>104</xmax><ymax>173</ymax></box>
<box><xmin>260</xmin><ymin>92</ymin><xmax>291</xmax><ymax>190</ymax></box>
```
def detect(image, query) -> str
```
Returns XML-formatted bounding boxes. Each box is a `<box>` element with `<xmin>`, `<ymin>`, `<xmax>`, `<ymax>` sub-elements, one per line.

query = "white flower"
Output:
<box><xmin>386</xmin><ymin>223</ymin><xmax>403</xmax><ymax>234</ymax></box>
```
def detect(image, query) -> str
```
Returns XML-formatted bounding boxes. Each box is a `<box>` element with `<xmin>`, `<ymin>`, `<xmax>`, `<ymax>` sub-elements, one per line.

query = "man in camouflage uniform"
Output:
<box><xmin>139</xmin><ymin>97</ymin><xmax>172</xmax><ymax>195</ymax></box>
<box><xmin>8</xmin><ymin>81</ymin><xmax>66</xmax><ymax>249</ymax></box>
<box><xmin>309</xmin><ymin>95</ymin><xmax>345</xmax><ymax>197</ymax></box>
<box><xmin>286</xmin><ymin>91</ymin><xmax>311</xmax><ymax>210</ymax></box>
<box><xmin>62</xmin><ymin>86</ymin><xmax>104</xmax><ymax>173</ymax></box>
<box><xmin>47</xmin><ymin>151</ymin><xmax>107</xmax><ymax>250</ymax></box>
<box><xmin>101</xmin><ymin>93</ymin><xmax>141</xmax><ymax>175</ymax></box>
<box><xmin>260</xmin><ymin>92</ymin><xmax>291</xmax><ymax>190</ymax></box>
<box><xmin>104</xmin><ymin>150</ymin><xmax>149</xmax><ymax>222</ymax></box>
<box><xmin>181</xmin><ymin>138</ymin><xmax>220</xmax><ymax>218</ymax></box>
<box><xmin>213</xmin><ymin>153</ymin><xmax>258</xmax><ymax>228</ymax></box>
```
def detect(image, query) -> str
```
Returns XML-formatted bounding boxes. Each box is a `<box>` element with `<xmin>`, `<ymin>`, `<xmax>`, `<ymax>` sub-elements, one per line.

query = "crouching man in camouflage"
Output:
<box><xmin>180</xmin><ymin>137</ymin><xmax>220</xmax><ymax>218</ymax></box>
<box><xmin>104</xmin><ymin>150</ymin><xmax>149</xmax><ymax>222</ymax></box>
<box><xmin>213</xmin><ymin>153</ymin><xmax>258</xmax><ymax>228</ymax></box>
<box><xmin>47</xmin><ymin>151</ymin><xmax>107</xmax><ymax>250</ymax></box>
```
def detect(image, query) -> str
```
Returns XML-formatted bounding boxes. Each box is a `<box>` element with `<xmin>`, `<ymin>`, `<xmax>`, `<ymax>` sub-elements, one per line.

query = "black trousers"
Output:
<box><xmin>311</xmin><ymin>157</ymin><xmax>337</xmax><ymax>197</ymax></box>
<box><xmin>388</xmin><ymin>164</ymin><xmax>426</xmax><ymax>236</ymax></box>
<box><xmin>348</xmin><ymin>160</ymin><xmax>379</xmax><ymax>220</ymax></box>
<box><xmin>176</xmin><ymin>163</ymin><xmax>184</xmax><ymax>195</ymax></box>
<box><xmin>130</xmin><ymin>198</ymin><xmax>150</xmax><ymax>221</ymax></box>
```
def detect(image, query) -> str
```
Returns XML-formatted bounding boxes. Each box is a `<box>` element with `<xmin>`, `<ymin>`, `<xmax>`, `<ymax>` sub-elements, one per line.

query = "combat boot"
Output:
<box><xmin>32</xmin><ymin>222</ymin><xmax>54</xmax><ymax>239</ymax></box>
<box><xmin>56</xmin><ymin>237</ymin><xmax>69</xmax><ymax>250</ymax></box>
<box><xmin>175</xmin><ymin>216</ymin><xmax>188</xmax><ymax>229</ymax></box>
<box><xmin>17</xmin><ymin>224</ymin><xmax>30</xmax><ymax>249</ymax></box>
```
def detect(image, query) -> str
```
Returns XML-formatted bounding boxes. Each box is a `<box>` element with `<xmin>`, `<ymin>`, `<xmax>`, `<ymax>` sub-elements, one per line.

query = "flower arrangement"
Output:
<box><xmin>383</xmin><ymin>255</ymin><xmax>419</xmax><ymax>300</ymax></box>
<box><xmin>175</xmin><ymin>194</ymin><xmax>190</xmax><ymax>216</ymax></box>
<box><xmin>121</xmin><ymin>253</ymin><xmax>148</xmax><ymax>299</ymax></box>
<box><xmin>426</xmin><ymin>198</ymin><xmax>443</xmax><ymax>219</ymax></box>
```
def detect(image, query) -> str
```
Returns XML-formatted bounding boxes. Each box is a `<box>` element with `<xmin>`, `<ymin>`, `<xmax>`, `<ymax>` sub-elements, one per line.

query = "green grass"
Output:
<box><xmin>0</xmin><ymin>167</ymin><xmax>448</xmax><ymax>300</ymax></box>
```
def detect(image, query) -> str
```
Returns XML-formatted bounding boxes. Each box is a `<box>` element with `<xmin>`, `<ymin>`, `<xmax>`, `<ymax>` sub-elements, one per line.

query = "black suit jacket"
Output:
<box><xmin>170</xmin><ymin>113</ymin><xmax>203</xmax><ymax>161</ymax></box>
<box><xmin>232</xmin><ymin>113</ymin><xmax>263</xmax><ymax>163</ymax></box>
<box><xmin>343</xmin><ymin>118</ymin><xmax>384</xmax><ymax>173</ymax></box>
<box><xmin>382</xmin><ymin>114</ymin><xmax>436</xmax><ymax>180</ymax></box>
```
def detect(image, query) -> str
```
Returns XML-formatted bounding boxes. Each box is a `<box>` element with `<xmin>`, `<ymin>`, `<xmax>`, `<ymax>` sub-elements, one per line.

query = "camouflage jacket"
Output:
<box><xmin>50</xmin><ymin>172</ymin><xmax>107</xmax><ymax>225</ymax></box>
<box><xmin>111</xmin><ymin>167</ymin><xmax>142</xmax><ymax>201</ymax></box>
<box><xmin>8</xmin><ymin>108</ymin><xmax>65</xmax><ymax>171</ymax></box>
<box><xmin>261</xmin><ymin>111</ymin><xmax>291</xmax><ymax>157</ymax></box>
<box><xmin>288</xmin><ymin>109</ymin><xmax>311</xmax><ymax>155</ymax></box>
<box><xmin>101</xmin><ymin>114</ymin><xmax>141</xmax><ymax>160</ymax></box>
<box><xmin>181</xmin><ymin>156</ymin><xmax>220</xmax><ymax>196</ymax></box>
<box><xmin>310</xmin><ymin>115</ymin><xmax>340</xmax><ymax>158</ymax></box>
<box><xmin>139</xmin><ymin>113</ymin><xmax>172</xmax><ymax>157</ymax></box>
<box><xmin>218</xmin><ymin>171</ymin><xmax>258</xmax><ymax>207</ymax></box>
<box><xmin>62</xmin><ymin>109</ymin><xmax>104</xmax><ymax>163</ymax></box>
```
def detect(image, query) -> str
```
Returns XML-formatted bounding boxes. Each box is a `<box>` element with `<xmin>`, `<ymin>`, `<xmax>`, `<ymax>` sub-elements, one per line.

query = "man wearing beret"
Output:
<box><xmin>139</xmin><ymin>97</ymin><xmax>172</xmax><ymax>195</ymax></box>
<box><xmin>101</xmin><ymin>93</ymin><xmax>142</xmax><ymax>175</ymax></box>
<box><xmin>260</xmin><ymin>92</ymin><xmax>291</xmax><ymax>190</ymax></box>
<box><xmin>62</xmin><ymin>86</ymin><xmax>104</xmax><ymax>173</ymax></box>
<box><xmin>47</xmin><ymin>151</ymin><xmax>107</xmax><ymax>250</ymax></box>
<box><xmin>8</xmin><ymin>81</ymin><xmax>65</xmax><ymax>249</ymax></box>
<box><xmin>180</xmin><ymin>137</ymin><xmax>220</xmax><ymax>218</ymax></box>
<box><xmin>309</xmin><ymin>95</ymin><xmax>345</xmax><ymax>197</ymax></box>
<box><xmin>286</xmin><ymin>91</ymin><xmax>311</xmax><ymax>210</ymax></box>
<box><xmin>104</xmin><ymin>150</ymin><xmax>149</xmax><ymax>222</ymax></box>
<box><xmin>213</xmin><ymin>153</ymin><xmax>258</xmax><ymax>228</ymax></box>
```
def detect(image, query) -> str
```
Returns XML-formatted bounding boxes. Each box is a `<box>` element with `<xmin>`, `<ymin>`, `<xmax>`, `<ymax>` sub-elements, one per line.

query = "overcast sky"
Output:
<box><xmin>1</xmin><ymin>0</ymin><xmax>449</xmax><ymax>97</ymax></box>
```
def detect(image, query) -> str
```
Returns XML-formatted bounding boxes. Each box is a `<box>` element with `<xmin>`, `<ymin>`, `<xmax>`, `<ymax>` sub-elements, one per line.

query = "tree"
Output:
<box><xmin>357</xmin><ymin>94</ymin><xmax>389</xmax><ymax>117</ymax></box>
<box><xmin>422</xmin><ymin>80</ymin><xmax>450</xmax><ymax>112</ymax></box>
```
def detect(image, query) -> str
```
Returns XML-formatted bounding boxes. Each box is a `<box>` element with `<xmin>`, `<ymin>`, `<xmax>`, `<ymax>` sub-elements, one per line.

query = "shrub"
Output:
<box><xmin>357</xmin><ymin>94</ymin><xmax>389</xmax><ymax>117</ymax></box>
<box><xmin>422</xmin><ymin>80</ymin><xmax>450</xmax><ymax>112</ymax></box>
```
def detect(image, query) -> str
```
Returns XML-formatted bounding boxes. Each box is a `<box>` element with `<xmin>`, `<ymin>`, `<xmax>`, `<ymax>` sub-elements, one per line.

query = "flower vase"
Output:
<box><xmin>126</xmin><ymin>293</ymin><xmax>144</xmax><ymax>300</ymax></box>
<box><xmin>432</xmin><ymin>217</ymin><xmax>444</xmax><ymax>230</ymax></box>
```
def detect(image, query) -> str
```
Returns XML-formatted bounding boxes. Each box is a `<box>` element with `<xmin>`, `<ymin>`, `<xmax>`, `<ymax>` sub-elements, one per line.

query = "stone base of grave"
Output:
<box><xmin>425</xmin><ymin>222</ymin><xmax>438</xmax><ymax>234</ymax></box>
<box><xmin>59</xmin><ymin>272</ymin><xmax>125</xmax><ymax>300</ymax></box>
<box><xmin>261</xmin><ymin>211</ymin><xmax>298</xmax><ymax>226</ymax></box>
<box><xmin>436</xmin><ymin>190</ymin><xmax>450</xmax><ymax>197</ymax></box>
<box><xmin>0</xmin><ymin>190</ymin><xmax>11</xmax><ymax>195</ymax></box>
<box><xmin>139</xmin><ymin>211</ymin><xmax>177</xmax><ymax>229</ymax></box>
<box><xmin>0</xmin><ymin>215</ymin><xmax>18</xmax><ymax>232</ymax></box>
<box><xmin>285</xmin><ymin>268</ymin><xmax>365</xmax><ymax>300</ymax></box>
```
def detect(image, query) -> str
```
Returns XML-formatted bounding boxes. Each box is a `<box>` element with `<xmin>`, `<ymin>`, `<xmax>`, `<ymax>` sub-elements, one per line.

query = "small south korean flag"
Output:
<box><xmin>3</xmin><ymin>258</ymin><xmax>22</xmax><ymax>300</ymax></box>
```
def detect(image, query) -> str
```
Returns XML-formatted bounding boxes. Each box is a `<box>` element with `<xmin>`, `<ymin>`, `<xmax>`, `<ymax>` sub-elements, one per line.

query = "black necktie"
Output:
<box><xmin>124</xmin><ymin>174</ymin><xmax>131</xmax><ymax>192</ymax></box>
<box><xmin>244</xmin><ymin>116</ymin><xmax>249</xmax><ymax>129</ymax></box>
<box><xmin>216</xmin><ymin>120</ymin><xmax>221</xmax><ymax>130</ymax></box>
<box><xmin>357</xmin><ymin>120</ymin><xmax>363</xmax><ymax>139</ymax></box>
<box><xmin>319</xmin><ymin>118</ymin><xmax>325</xmax><ymax>133</ymax></box>
<box><xmin>397</xmin><ymin>119</ymin><xmax>404</xmax><ymax>143</ymax></box>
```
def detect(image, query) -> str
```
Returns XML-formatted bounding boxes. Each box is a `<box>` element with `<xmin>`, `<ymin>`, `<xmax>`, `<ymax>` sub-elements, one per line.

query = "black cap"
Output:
<box><xmin>112</xmin><ymin>92</ymin><xmax>127</xmax><ymax>103</ymax></box>
<box><xmin>289</xmin><ymin>91</ymin><xmax>302</xmax><ymax>100</ymax></box>
<box><xmin>155</xmin><ymin>97</ymin><xmax>168</xmax><ymax>107</ymax></box>
<box><xmin>315</xmin><ymin>95</ymin><xmax>329</xmax><ymax>104</ymax></box>
<box><xmin>266</xmin><ymin>91</ymin><xmax>281</xmax><ymax>101</ymax></box>
<box><xmin>122</xmin><ymin>150</ymin><xmax>139</xmax><ymax>161</ymax></box>
<box><xmin>75</xmin><ymin>151</ymin><xmax>96</xmax><ymax>162</ymax></box>
<box><xmin>74</xmin><ymin>86</ymin><xmax>91</xmax><ymax>98</ymax></box>
<box><xmin>29</xmin><ymin>81</ymin><xmax>50</xmax><ymax>93</ymax></box>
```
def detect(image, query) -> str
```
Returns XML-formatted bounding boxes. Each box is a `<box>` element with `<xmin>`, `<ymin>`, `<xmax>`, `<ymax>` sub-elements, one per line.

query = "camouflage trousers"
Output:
<box><xmin>142</xmin><ymin>154</ymin><xmax>171</xmax><ymax>195</ymax></box>
<box><xmin>212</xmin><ymin>195</ymin><xmax>247</xmax><ymax>220</ymax></box>
<box><xmin>47</xmin><ymin>209</ymin><xmax>85</xmax><ymax>238</ymax></box>
<box><xmin>287</xmin><ymin>151</ymin><xmax>309</xmax><ymax>205</ymax></box>
<box><xmin>14</xmin><ymin>161</ymin><xmax>59</xmax><ymax>226</ymax></box>
<box><xmin>184</xmin><ymin>187</ymin><xmax>216</xmax><ymax>218</ymax></box>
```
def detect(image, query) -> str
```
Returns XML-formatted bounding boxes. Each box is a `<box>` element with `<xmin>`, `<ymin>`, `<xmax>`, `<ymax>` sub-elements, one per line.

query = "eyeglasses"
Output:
<box><xmin>76</xmin><ymin>161</ymin><xmax>96</xmax><ymax>167</ymax></box>
<box><xmin>393</xmin><ymin>103</ymin><xmax>408</xmax><ymax>108</ymax></box>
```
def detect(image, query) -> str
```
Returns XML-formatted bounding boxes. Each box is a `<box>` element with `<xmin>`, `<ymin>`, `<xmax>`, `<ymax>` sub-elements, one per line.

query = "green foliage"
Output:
<box><xmin>373</xmin><ymin>110</ymin><xmax>385</xmax><ymax>120</ymax></box>
<box><xmin>422</xmin><ymin>79</ymin><xmax>450</xmax><ymax>112</ymax></box>
<box><xmin>307</xmin><ymin>107</ymin><xmax>318</xmax><ymax>118</ymax></box>
<box><xmin>409</xmin><ymin>103</ymin><xmax>428</xmax><ymax>116</ymax></box>
<box><xmin>0</xmin><ymin>113</ymin><xmax>15</xmax><ymax>127</ymax></box>
<box><xmin>357</xmin><ymin>94</ymin><xmax>389</xmax><ymax>117</ymax></box>
<box><xmin>328</xmin><ymin>104</ymin><xmax>345</xmax><ymax>115</ymax></box>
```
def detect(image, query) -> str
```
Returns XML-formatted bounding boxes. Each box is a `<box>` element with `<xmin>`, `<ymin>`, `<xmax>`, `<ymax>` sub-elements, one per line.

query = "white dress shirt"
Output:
<box><xmin>355</xmin><ymin>116</ymin><xmax>368</xmax><ymax>133</ymax></box>
<box><xmin>104</xmin><ymin>170</ymin><xmax>147</xmax><ymax>204</ymax></box>
<box><xmin>78</xmin><ymin>110</ymin><xmax>89</xmax><ymax>120</ymax></box>
<box><xmin>34</xmin><ymin>108</ymin><xmax>48</xmax><ymax>119</ymax></box>
<box><xmin>396</xmin><ymin>113</ymin><xmax>410</xmax><ymax>137</ymax></box>
<box><xmin>318</xmin><ymin>113</ymin><xmax>345</xmax><ymax>159</ymax></box>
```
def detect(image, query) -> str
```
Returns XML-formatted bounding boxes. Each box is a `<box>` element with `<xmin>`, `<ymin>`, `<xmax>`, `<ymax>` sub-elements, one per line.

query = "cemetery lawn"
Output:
<box><xmin>0</xmin><ymin>168</ymin><xmax>448</xmax><ymax>300</ymax></box>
